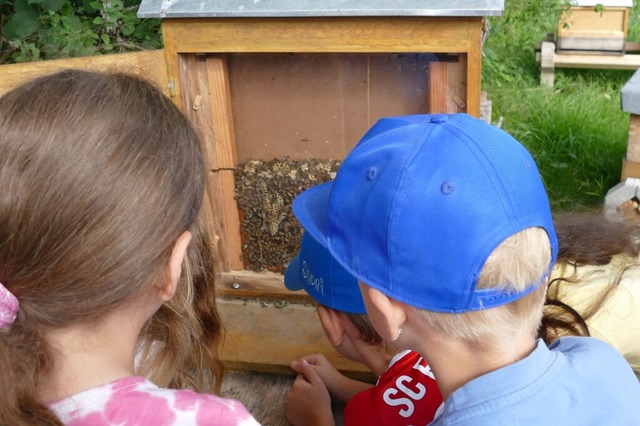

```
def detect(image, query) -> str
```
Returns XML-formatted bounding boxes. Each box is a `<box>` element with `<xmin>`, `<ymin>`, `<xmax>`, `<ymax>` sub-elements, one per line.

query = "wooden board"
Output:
<box><xmin>217</xmin><ymin>297</ymin><xmax>374</xmax><ymax>377</ymax></box>
<box><xmin>621</xmin><ymin>158</ymin><xmax>640</xmax><ymax>180</ymax></box>
<box><xmin>162</xmin><ymin>17</ymin><xmax>483</xmax><ymax>118</ymax></box>
<box><xmin>428</xmin><ymin>55</ymin><xmax>468</xmax><ymax>114</ymax></box>
<box><xmin>228</xmin><ymin>53</ymin><xmax>433</xmax><ymax>162</ymax></box>
<box><xmin>536</xmin><ymin>47</ymin><xmax>640</xmax><ymax>70</ymax></box>
<box><xmin>177</xmin><ymin>53</ymin><xmax>244</xmax><ymax>272</ymax></box>
<box><xmin>558</xmin><ymin>34</ymin><xmax>625</xmax><ymax>52</ymax></box>
<box><xmin>627</xmin><ymin>114</ymin><xmax>640</xmax><ymax>163</ymax></box>
<box><xmin>0</xmin><ymin>50</ymin><xmax>169</xmax><ymax>97</ymax></box>
<box><xmin>558</xmin><ymin>6</ymin><xmax>629</xmax><ymax>52</ymax></box>
<box><xmin>558</xmin><ymin>7</ymin><xmax>629</xmax><ymax>36</ymax></box>
<box><xmin>537</xmin><ymin>40</ymin><xmax>640</xmax><ymax>87</ymax></box>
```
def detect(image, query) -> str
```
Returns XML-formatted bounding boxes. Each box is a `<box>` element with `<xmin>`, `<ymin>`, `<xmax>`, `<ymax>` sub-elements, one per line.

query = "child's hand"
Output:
<box><xmin>287</xmin><ymin>360</ymin><xmax>335</xmax><ymax>426</ymax></box>
<box><xmin>292</xmin><ymin>354</ymin><xmax>343</xmax><ymax>401</ymax></box>
<box><xmin>291</xmin><ymin>354</ymin><xmax>373</xmax><ymax>404</ymax></box>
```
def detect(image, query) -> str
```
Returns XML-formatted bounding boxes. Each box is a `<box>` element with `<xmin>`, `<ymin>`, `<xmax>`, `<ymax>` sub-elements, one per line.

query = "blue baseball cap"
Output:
<box><xmin>285</xmin><ymin>231</ymin><xmax>366</xmax><ymax>314</ymax></box>
<box><xmin>292</xmin><ymin>113</ymin><xmax>558</xmax><ymax>314</ymax></box>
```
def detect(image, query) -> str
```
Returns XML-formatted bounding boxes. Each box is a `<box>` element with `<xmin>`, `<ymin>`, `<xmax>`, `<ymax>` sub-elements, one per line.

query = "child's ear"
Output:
<box><xmin>316</xmin><ymin>305</ymin><xmax>347</xmax><ymax>347</ymax></box>
<box><xmin>360</xmin><ymin>284</ymin><xmax>407</xmax><ymax>342</ymax></box>
<box><xmin>159</xmin><ymin>230</ymin><xmax>192</xmax><ymax>301</ymax></box>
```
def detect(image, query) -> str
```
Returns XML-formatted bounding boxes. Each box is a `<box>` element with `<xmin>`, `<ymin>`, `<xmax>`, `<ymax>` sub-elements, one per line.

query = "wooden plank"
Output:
<box><xmin>552</xmin><ymin>52</ymin><xmax>640</xmax><ymax>69</ymax></box>
<box><xmin>162</xmin><ymin>22</ymin><xmax>184</xmax><ymax>109</ymax></box>
<box><xmin>540</xmin><ymin>41</ymin><xmax>556</xmax><ymax>88</ymax></box>
<box><xmin>537</xmin><ymin>39</ymin><xmax>640</xmax><ymax>53</ymax></box>
<box><xmin>558</xmin><ymin>35</ymin><xmax>625</xmax><ymax>52</ymax></box>
<box><xmin>179</xmin><ymin>54</ymin><xmax>218</xmax><ymax>169</ymax></box>
<box><xmin>219</xmin><ymin>171</ymin><xmax>244</xmax><ymax>270</ymax></box>
<box><xmin>218</xmin><ymin>298</ymin><xmax>374</xmax><ymax>375</ymax></box>
<box><xmin>559</xmin><ymin>29</ymin><xmax>625</xmax><ymax>38</ymax></box>
<box><xmin>164</xmin><ymin>17</ymin><xmax>479</xmax><ymax>53</ymax></box>
<box><xmin>203</xmin><ymin>171</ymin><xmax>230</xmax><ymax>273</ymax></box>
<box><xmin>177</xmin><ymin>54</ymin><xmax>243</xmax><ymax>271</ymax></box>
<box><xmin>536</xmin><ymin>49</ymin><xmax>640</xmax><ymax>70</ymax></box>
<box><xmin>428</xmin><ymin>61</ymin><xmax>449</xmax><ymax>113</ymax></box>
<box><xmin>217</xmin><ymin>270</ymin><xmax>306</xmax><ymax>300</ymax></box>
<box><xmin>621</xmin><ymin>158</ymin><xmax>640</xmax><ymax>180</ymax></box>
<box><xmin>0</xmin><ymin>50</ymin><xmax>169</xmax><ymax>97</ymax></box>
<box><xmin>177</xmin><ymin>54</ymin><xmax>230</xmax><ymax>272</ymax></box>
<box><xmin>627</xmin><ymin>41</ymin><xmax>640</xmax><ymax>52</ymax></box>
<box><xmin>466</xmin><ymin>33</ymin><xmax>482</xmax><ymax>118</ymax></box>
<box><xmin>559</xmin><ymin>7</ymin><xmax>629</xmax><ymax>35</ymax></box>
<box><xmin>627</xmin><ymin>114</ymin><xmax>640</xmax><ymax>163</ymax></box>
<box><xmin>205</xmin><ymin>170</ymin><xmax>243</xmax><ymax>273</ymax></box>
<box><xmin>206</xmin><ymin>56</ymin><xmax>238</xmax><ymax>170</ymax></box>
<box><xmin>428</xmin><ymin>56</ymin><xmax>470</xmax><ymax>115</ymax></box>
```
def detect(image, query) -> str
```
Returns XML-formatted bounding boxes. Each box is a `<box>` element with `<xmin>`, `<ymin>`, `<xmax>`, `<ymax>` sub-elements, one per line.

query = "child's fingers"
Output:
<box><xmin>291</xmin><ymin>359</ymin><xmax>303</xmax><ymax>374</ymax></box>
<box><xmin>287</xmin><ymin>373</ymin><xmax>333</xmax><ymax>426</ymax></box>
<box><xmin>299</xmin><ymin>359</ymin><xmax>324</xmax><ymax>385</ymax></box>
<box><xmin>290</xmin><ymin>353</ymin><xmax>326</xmax><ymax>373</ymax></box>
<box><xmin>301</xmin><ymin>353</ymin><xmax>327</xmax><ymax>366</ymax></box>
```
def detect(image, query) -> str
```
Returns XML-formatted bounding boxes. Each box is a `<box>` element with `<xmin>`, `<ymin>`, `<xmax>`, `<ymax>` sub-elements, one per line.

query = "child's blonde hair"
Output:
<box><xmin>0</xmin><ymin>70</ymin><xmax>221</xmax><ymax>424</ymax></box>
<box><xmin>420</xmin><ymin>227</ymin><xmax>551</xmax><ymax>347</ymax></box>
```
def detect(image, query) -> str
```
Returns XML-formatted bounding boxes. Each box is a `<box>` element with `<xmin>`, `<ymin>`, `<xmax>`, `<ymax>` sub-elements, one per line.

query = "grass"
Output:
<box><xmin>482</xmin><ymin>0</ymin><xmax>638</xmax><ymax>211</ymax></box>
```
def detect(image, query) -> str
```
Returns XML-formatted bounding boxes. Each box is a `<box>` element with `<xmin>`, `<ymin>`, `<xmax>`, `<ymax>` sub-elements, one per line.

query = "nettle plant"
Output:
<box><xmin>0</xmin><ymin>0</ymin><xmax>162</xmax><ymax>63</ymax></box>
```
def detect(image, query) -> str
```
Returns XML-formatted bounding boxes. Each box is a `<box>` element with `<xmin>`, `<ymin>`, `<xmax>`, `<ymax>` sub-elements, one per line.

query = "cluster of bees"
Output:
<box><xmin>234</xmin><ymin>157</ymin><xmax>342</xmax><ymax>273</ymax></box>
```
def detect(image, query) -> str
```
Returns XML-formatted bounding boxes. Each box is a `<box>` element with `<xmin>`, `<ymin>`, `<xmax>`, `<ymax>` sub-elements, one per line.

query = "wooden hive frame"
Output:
<box><xmin>158</xmin><ymin>16</ymin><xmax>485</xmax><ymax>373</ymax></box>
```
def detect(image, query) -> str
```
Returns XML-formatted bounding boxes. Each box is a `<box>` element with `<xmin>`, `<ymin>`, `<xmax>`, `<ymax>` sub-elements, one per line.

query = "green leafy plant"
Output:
<box><xmin>0</xmin><ymin>0</ymin><xmax>162</xmax><ymax>63</ymax></box>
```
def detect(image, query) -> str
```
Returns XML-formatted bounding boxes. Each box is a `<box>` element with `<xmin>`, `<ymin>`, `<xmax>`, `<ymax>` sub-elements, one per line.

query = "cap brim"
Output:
<box><xmin>284</xmin><ymin>254</ymin><xmax>303</xmax><ymax>291</ymax></box>
<box><xmin>292</xmin><ymin>181</ymin><xmax>333</xmax><ymax>248</ymax></box>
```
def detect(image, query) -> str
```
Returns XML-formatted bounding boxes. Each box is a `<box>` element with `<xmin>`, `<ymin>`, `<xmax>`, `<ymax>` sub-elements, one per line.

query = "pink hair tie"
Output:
<box><xmin>0</xmin><ymin>282</ymin><xmax>19</xmax><ymax>329</ymax></box>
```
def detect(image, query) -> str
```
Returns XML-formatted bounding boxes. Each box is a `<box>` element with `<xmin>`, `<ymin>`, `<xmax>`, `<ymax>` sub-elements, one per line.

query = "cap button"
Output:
<box><xmin>429</xmin><ymin>114</ymin><xmax>448</xmax><ymax>124</ymax></box>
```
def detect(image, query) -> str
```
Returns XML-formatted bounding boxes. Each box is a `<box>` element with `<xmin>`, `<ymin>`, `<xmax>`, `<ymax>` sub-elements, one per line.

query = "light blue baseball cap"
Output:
<box><xmin>292</xmin><ymin>113</ymin><xmax>558</xmax><ymax>314</ymax></box>
<box><xmin>284</xmin><ymin>231</ymin><xmax>366</xmax><ymax>314</ymax></box>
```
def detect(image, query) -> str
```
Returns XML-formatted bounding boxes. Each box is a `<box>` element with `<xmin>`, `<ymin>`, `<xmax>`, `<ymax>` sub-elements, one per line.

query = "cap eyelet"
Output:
<box><xmin>440</xmin><ymin>181</ymin><xmax>454</xmax><ymax>195</ymax></box>
<box><xmin>367</xmin><ymin>167</ymin><xmax>377</xmax><ymax>180</ymax></box>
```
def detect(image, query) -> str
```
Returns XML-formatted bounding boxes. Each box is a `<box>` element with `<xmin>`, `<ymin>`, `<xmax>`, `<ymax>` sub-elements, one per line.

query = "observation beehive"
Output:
<box><xmin>137</xmin><ymin>0</ymin><xmax>504</xmax><ymax>373</ymax></box>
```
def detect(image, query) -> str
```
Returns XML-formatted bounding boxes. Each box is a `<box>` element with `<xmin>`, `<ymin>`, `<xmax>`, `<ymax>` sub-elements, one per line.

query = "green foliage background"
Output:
<box><xmin>0</xmin><ymin>0</ymin><xmax>161</xmax><ymax>62</ymax></box>
<box><xmin>483</xmin><ymin>0</ymin><xmax>640</xmax><ymax>211</ymax></box>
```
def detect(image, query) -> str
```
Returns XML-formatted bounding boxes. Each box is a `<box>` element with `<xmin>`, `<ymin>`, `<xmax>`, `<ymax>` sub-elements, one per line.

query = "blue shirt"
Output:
<box><xmin>430</xmin><ymin>337</ymin><xmax>640</xmax><ymax>425</ymax></box>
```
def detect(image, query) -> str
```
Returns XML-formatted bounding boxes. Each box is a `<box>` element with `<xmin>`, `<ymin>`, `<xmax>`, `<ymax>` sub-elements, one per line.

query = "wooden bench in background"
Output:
<box><xmin>537</xmin><ymin>38</ymin><xmax>640</xmax><ymax>88</ymax></box>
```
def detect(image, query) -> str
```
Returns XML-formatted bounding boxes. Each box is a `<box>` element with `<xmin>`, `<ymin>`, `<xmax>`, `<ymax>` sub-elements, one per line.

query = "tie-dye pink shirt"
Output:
<box><xmin>49</xmin><ymin>376</ymin><xmax>261</xmax><ymax>426</ymax></box>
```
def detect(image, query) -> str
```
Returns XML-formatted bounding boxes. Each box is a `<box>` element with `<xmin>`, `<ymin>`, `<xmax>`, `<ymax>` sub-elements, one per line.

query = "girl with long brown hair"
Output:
<box><xmin>0</xmin><ymin>70</ymin><xmax>260</xmax><ymax>425</ymax></box>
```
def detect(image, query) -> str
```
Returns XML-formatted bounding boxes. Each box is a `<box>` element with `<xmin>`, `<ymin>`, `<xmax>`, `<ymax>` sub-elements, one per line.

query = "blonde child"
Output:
<box><xmin>284</xmin><ymin>232</ymin><xmax>443</xmax><ymax>425</ymax></box>
<box><xmin>0</xmin><ymin>70</ymin><xmax>259</xmax><ymax>425</ymax></box>
<box><xmin>291</xmin><ymin>114</ymin><xmax>640</xmax><ymax>424</ymax></box>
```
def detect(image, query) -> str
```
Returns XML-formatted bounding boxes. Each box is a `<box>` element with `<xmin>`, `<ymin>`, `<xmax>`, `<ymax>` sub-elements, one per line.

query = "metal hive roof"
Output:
<box><xmin>138</xmin><ymin>0</ymin><xmax>504</xmax><ymax>19</ymax></box>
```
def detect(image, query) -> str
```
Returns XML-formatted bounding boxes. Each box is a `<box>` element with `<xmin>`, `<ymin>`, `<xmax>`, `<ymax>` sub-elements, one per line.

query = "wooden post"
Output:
<box><xmin>626</xmin><ymin>114</ymin><xmax>640</xmax><ymax>164</ymax></box>
<box><xmin>540</xmin><ymin>41</ymin><xmax>556</xmax><ymax>88</ymax></box>
<box><xmin>620</xmin><ymin>69</ymin><xmax>640</xmax><ymax>180</ymax></box>
<box><xmin>177</xmin><ymin>53</ymin><xmax>243</xmax><ymax>273</ymax></box>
